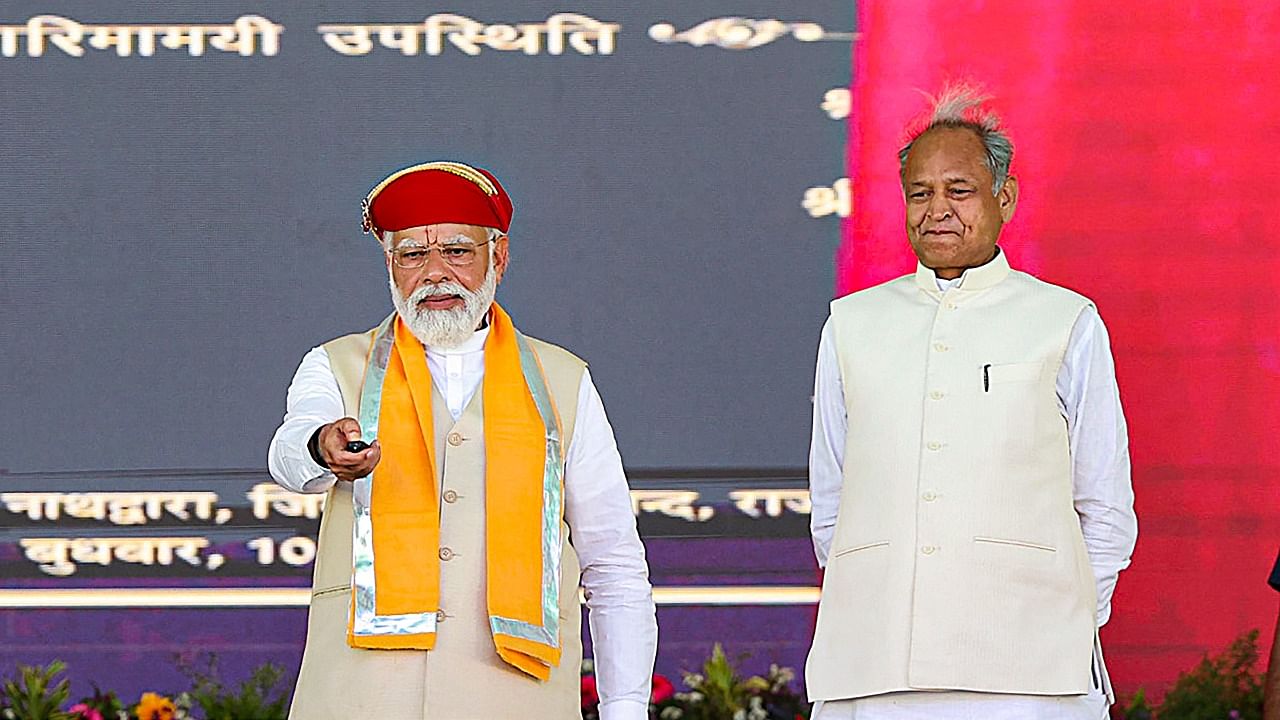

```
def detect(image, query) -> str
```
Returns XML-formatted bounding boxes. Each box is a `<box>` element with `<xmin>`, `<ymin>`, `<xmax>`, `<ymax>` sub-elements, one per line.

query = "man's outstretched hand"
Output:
<box><xmin>317</xmin><ymin>417</ymin><xmax>380</xmax><ymax>482</ymax></box>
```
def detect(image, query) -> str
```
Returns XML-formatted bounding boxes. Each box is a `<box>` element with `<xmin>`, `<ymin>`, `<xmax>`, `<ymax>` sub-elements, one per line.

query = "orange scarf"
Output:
<box><xmin>346</xmin><ymin>303</ymin><xmax>565</xmax><ymax>679</ymax></box>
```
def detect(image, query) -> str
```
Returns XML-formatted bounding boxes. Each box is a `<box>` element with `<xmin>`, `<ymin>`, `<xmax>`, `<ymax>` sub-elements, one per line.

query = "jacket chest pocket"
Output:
<box><xmin>984</xmin><ymin>360</ymin><xmax>1044</xmax><ymax>387</ymax></box>
<box><xmin>977</xmin><ymin>360</ymin><xmax>1052</xmax><ymax>460</ymax></box>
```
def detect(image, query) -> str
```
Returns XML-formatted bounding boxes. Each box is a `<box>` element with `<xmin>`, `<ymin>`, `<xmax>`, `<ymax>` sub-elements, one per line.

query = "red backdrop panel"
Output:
<box><xmin>839</xmin><ymin>0</ymin><xmax>1280</xmax><ymax>698</ymax></box>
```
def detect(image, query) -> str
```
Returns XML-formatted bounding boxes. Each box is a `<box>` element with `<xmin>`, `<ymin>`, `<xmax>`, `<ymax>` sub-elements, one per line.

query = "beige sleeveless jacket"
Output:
<box><xmin>288</xmin><ymin>328</ymin><xmax>587</xmax><ymax>720</ymax></box>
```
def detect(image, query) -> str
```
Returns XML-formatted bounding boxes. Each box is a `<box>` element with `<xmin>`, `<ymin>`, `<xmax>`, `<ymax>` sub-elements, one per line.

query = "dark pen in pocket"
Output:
<box><xmin>983</xmin><ymin>363</ymin><xmax>991</xmax><ymax>392</ymax></box>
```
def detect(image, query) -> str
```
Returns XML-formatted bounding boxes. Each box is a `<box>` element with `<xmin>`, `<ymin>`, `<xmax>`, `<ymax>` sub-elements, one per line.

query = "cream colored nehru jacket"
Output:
<box><xmin>806</xmin><ymin>253</ymin><xmax>1097</xmax><ymax>701</ymax></box>
<box><xmin>288</xmin><ymin>329</ymin><xmax>587</xmax><ymax>720</ymax></box>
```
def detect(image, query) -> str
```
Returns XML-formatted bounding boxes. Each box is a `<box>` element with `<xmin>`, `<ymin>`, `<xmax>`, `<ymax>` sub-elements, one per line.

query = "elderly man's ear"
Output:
<box><xmin>492</xmin><ymin>234</ymin><xmax>510</xmax><ymax>282</ymax></box>
<box><xmin>998</xmin><ymin>177</ymin><xmax>1019</xmax><ymax>222</ymax></box>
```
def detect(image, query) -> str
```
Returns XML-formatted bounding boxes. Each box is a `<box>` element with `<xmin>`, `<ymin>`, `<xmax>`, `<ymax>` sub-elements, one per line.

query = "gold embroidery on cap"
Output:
<box><xmin>362</xmin><ymin>161</ymin><xmax>498</xmax><ymax>234</ymax></box>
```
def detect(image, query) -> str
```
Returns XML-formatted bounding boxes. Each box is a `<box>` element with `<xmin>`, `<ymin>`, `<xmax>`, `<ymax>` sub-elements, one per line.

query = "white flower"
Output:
<box><xmin>581</xmin><ymin>658</ymin><xmax>595</xmax><ymax>674</ymax></box>
<box><xmin>732</xmin><ymin>710</ymin><xmax>747</xmax><ymax>720</ymax></box>
<box><xmin>659</xmin><ymin>707</ymin><xmax>684</xmax><ymax>720</ymax></box>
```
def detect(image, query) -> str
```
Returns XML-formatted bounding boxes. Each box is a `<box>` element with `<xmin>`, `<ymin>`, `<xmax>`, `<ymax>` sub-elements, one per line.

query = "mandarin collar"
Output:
<box><xmin>914</xmin><ymin>247</ymin><xmax>1010</xmax><ymax>298</ymax></box>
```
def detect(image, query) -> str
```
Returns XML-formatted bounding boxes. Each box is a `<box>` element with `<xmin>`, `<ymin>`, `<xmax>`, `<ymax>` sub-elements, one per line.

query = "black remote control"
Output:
<box><xmin>345</xmin><ymin>440</ymin><xmax>370</xmax><ymax>453</ymax></box>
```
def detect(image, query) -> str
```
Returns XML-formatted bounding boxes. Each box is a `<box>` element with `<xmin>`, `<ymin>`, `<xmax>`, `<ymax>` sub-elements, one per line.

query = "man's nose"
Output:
<box><xmin>420</xmin><ymin>250</ymin><xmax>455</xmax><ymax>283</ymax></box>
<box><xmin>927</xmin><ymin>194</ymin><xmax>953</xmax><ymax>221</ymax></box>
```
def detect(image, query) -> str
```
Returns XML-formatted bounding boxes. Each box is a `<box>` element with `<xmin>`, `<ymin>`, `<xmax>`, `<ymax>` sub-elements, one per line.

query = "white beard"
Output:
<box><xmin>390</xmin><ymin>260</ymin><xmax>497</xmax><ymax>349</ymax></box>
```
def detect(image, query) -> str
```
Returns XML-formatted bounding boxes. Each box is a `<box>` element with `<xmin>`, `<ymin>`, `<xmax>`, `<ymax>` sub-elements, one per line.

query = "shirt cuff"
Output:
<box><xmin>599</xmin><ymin>699</ymin><xmax>650</xmax><ymax>720</ymax></box>
<box><xmin>289</xmin><ymin>423</ymin><xmax>337</xmax><ymax>493</ymax></box>
<box><xmin>298</xmin><ymin>469</ymin><xmax>337</xmax><ymax>494</ymax></box>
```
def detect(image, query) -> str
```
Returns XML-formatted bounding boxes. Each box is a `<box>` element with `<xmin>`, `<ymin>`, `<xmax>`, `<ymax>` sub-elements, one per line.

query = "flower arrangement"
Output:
<box><xmin>3</xmin><ymin>629</ymin><xmax>1269</xmax><ymax>720</ymax></box>
<box><xmin>581</xmin><ymin>645</ymin><xmax>809</xmax><ymax>720</ymax></box>
<box><xmin>133</xmin><ymin>693</ymin><xmax>176</xmax><ymax>720</ymax></box>
<box><xmin>174</xmin><ymin>653</ymin><xmax>288</xmax><ymax>720</ymax></box>
<box><xmin>68</xmin><ymin>686</ymin><xmax>128</xmax><ymax>720</ymax></box>
<box><xmin>1</xmin><ymin>654</ymin><xmax>287</xmax><ymax>720</ymax></box>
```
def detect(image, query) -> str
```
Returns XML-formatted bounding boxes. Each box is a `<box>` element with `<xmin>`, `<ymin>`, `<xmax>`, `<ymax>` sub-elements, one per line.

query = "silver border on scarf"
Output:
<box><xmin>488</xmin><ymin>330</ymin><xmax>563</xmax><ymax>648</ymax></box>
<box><xmin>350</xmin><ymin>314</ymin><xmax>438</xmax><ymax>637</ymax></box>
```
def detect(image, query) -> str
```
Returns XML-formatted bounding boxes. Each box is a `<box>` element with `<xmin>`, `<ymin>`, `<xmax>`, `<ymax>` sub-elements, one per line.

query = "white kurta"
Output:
<box><xmin>809</xmin><ymin>271</ymin><xmax>1137</xmax><ymax>720</ymax></box>
<box><xmin>268</xmin><ymin>327</ymin><xmax>658</xmax><ymax>720</ymax></box>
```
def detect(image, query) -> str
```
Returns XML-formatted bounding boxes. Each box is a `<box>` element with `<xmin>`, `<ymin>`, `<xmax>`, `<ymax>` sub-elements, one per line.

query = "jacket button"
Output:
<box><xmin>443</xmin><ymin>489</ymin><xmax>459</xmax><ymax>503</ymax></box>
<box><xmin>922</xmin><ymin>491</ymin><xmax>938</xmax><ymax>502</ymax></box>
<box><xmin>933</xmin><ymin>343</ymin><xmax>949</xmax><ymax>352</ymax></box>
<box><xmin>929</xmin><ymin>391</ymin><xmax>944</xmax><ymax>400</ymax></box>
<box><xmin>927</xmin><ymin>441</ymin><xmax>942</xmax><ymax>451</ymax></box>
<box><xmin>921</xmin><ymin>545</ymin><xmax>937</xmax><ymax>555</ymax></box>
<box><xmin>436</xmin><ymin>610</ymin><xmax>446</xmax><ymax>622</ymax></box>
<box><xmin>447</xmin><ymin>432</ymin><xmax>464</xmax><ymax>446</ymax></box>
<box><xmin>439</xmin><ymin>547</ymin><xmax>455</xmax><ymax>561</ymax></box>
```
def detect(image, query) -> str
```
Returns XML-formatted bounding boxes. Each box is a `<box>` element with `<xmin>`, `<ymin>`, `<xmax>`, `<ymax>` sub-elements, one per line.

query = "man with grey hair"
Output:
<box><xmin>805</xmin><ymin>88</ymin><xmax>1137</xmax><ymax>719</ymax></box>
<box><xmin>268</xmin><ymin>161</ymin><xmax>657</xmax><ymax>719</ymax></box>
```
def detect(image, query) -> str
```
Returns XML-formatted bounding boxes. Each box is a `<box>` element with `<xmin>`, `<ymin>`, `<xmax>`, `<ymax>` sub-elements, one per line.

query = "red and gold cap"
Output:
<box><xmin>361</xmin><ymin>161</ymin><xmax>514</xmax><ymax>236</ymax></box>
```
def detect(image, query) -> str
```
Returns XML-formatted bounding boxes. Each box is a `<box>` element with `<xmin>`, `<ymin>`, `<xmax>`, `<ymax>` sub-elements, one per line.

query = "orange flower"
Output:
<box><xmin>134</xmin><ymin>692</ymin><xmax>175</xmax><ymax>720</ymax></box>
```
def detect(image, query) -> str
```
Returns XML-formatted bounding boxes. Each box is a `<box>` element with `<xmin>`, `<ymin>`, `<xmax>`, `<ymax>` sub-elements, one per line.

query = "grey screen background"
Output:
<box><xmin>0</xmin><ymin>1</ymin><xmax>850</xmax><ymax>473</ymax></box>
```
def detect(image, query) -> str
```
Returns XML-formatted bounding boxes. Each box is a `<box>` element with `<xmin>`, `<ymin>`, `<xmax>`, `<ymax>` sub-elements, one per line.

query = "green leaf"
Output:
<box><xmin>174</xmin><ymin>653</ymin><xmax>289</xmax><ymax>720</ymax></box>
<box><xmin>1157</xmin><ymin>629</ymin><xmax>1264</xmax><ymax>720</ymax></box>
<box><xmin>0</xmin><ymin>661</ymin><xmax>73</xmax><ymax>720</ymax></box>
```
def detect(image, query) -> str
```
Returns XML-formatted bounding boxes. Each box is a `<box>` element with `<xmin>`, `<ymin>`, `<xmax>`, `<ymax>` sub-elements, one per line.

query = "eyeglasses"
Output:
<box><xmin>388</xmin><ymin>239</ymin><xmax>493</xmax><ymax>269</ymax></box>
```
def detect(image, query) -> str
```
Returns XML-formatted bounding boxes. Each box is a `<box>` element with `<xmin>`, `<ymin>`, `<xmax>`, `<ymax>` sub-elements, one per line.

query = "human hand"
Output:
<box><xmin>317</xmin><ymin>417</ymin><xmax>380</xmax><ymax>481</ymax></box>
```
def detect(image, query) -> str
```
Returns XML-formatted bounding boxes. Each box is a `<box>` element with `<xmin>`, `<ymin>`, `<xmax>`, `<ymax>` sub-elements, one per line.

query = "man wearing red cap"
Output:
<box><xmin>268</xmin><ymin>161</ymin><xmax>657</xmax><ymax>719</ymax></box>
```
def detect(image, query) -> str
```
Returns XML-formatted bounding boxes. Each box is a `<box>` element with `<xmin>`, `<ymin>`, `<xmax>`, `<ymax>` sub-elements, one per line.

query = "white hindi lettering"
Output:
<box><xmin>728</xmin><ymin>489</ymin><xmax>812</xmax><ymax>518</ymax></box>
<box><xmin>0</xmin><ymin>16</ymin><xmax>282</xmax><ymax>58</ymax></box>
<box><xmin>629</xmin><ymin>490</ymin><xmax>715</xmax><ymax>522</ymax></box>
<box><xmin>545</xmin><ymin>13</ymin><xmax>618</xmax><ymax>55</ymax></box>
<box><xmin>0</xmin><ymin>25</ymin><xmax>18</xmax><ymax>57</ymax></box>
<box><xmin>377</xmin><ymin>24</ymin><xmax>423</xmax><ymax>56</ymax></box>
<box><xmin>2</xmin><ymin>492</ymin><xmax>65</xmax><ymax>521</ymax></box>
<box><xmin>316</xmin><ymin>24</ymin><xmax>373</xmax><ymax>55</ymax></box>
<box><xmin>0</xmin><ymin>13</ymin><xmax>623</xmax><ymax>59</ymax></box>
<box><xmin>88</xmin><ymin>25</ymin><xmax>154</xmax><ymax>57</ymax></box>
<box><xmin>423</xmin><ymin>14</ymin><xmax>484</xmax><ymax>55</ymax></box>
<box><xmin>18</xmin><ymin>538</ymin><xmax>73</xmax><ymax>576</ymax></box>
<box><xmin>478</xmin><ymin>23</ymin><xmax>541</xmax><ymax>55</ymax></box>
<box><xmin>803</xmin><ymin>178</ymin><xmax>852</xmax><ymax>219</ymax></box>
<box><xmin>246</xmin><ymin>483</ymin><xmax>326</xmax><ymax>520</ymax></box>
<box><xmin>823</xmin><ymin>88</ymin><xmax>852</xmax><ymax>120</ymax></box>
<box><xmin>24</xmin><ymin>15</ymin><xmax>86</xmax><ymax>57</ymax></box>
<box><xmin>2</xmin><ymin>492</ymin><xmax>225</xmax><ymax>525</ymax></box>
<box><xmin>17</xmin><ymin>536</ymin><xmax>212</xmax><ymax>576</ymax></box>
<box><xmin>316</xmin><ymin>14</ymin><xmax>619</xmax><ymax>57</ymax></box>
<box><xmin>207</xmin><ymin>15</ymin><xmax>282</xmax><ymax>57</ymax></box>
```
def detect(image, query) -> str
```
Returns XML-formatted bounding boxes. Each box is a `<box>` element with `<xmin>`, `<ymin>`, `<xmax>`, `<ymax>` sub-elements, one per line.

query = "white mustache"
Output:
<box><xmin>411</xmin><ymin>282</ymin><xmax>470</xmax><ymax>304</ymax></box>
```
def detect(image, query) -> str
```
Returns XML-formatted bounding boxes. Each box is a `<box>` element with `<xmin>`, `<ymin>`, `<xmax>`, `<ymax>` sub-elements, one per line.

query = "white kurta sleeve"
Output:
<box><xmin>809</xmin><ymin>317</ymin><xmax>847</xmax><ymax>569</ymax></box>
<box><xmin>267</xmin><ymin>346</ymin><xmax>344</xmax><ymax>494</ymax></box>
<box><xmin>564</xmin><ymin>369</ymin><xmax>657</xmax><ymax>720</ymax></box>
<box><xmin>1057</xmin><ymin>306</ymin><xmax>1138</xmax><ymax>626</ymax></box>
